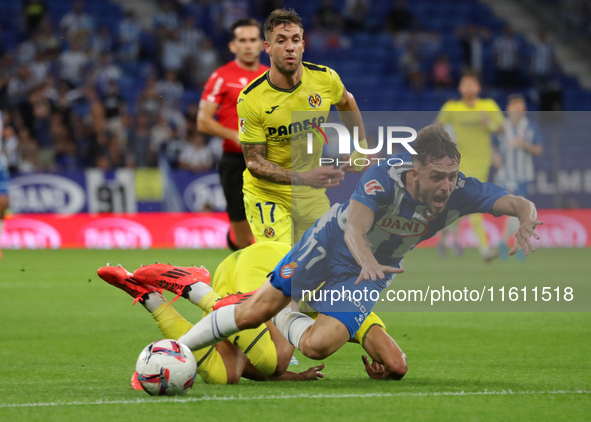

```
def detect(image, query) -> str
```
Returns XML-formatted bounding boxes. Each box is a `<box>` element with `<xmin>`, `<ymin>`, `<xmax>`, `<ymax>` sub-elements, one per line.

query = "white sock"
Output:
<box><xmin>178</xmin><ymin>304</ymin><xmax>239</xmax><ymax>350</ymax></box>
<box><xmin>184</xmin><ymin>282</ymin><xmax>214</xmax><ymax>306</ymax></box>
<box><xmin>274</xmin><ymin>309</ymin><xmax>315</xmax><ymax>350</ymax></box>
<box><xmin>141</xmin><ymin>292</ymin><xmax>167</xmax><ymax>313</ymax></box>
<box><xmin>271</xmin><ymin>306</ymin><xmax>291</xmax><ymax>325</ymax></box>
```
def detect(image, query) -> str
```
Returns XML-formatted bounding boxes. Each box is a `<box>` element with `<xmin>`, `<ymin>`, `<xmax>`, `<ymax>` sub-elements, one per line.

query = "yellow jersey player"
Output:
<box><xmin>238</xmin><ymin>9</ymin><xmax>366</xmax><ymax>244</ymax></box>
<box><xmin>436</xmin><ymin>71</ymin><xmax>504</xmax><ymax>261</ymax></box>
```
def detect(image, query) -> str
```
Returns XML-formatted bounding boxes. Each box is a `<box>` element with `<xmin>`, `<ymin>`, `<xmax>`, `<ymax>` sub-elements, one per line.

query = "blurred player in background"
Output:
<box><xmin>0</xmin><ymin>111</ymin><xmax>9</xmax><ymax>260</ymax></box>
<box><xmin>197</xmin><ymin>18</ymin><xmax>269</xmax><ymax>251</ymax></box>
<box><xmin>436</xmin><ymin>71</ymin><xmax>504</xmax><ymax>261</ymax></box>
<box><xmin>238</xmin><ymin>8</ymin><xmax>364</xmax><ymax>245</ymax></box>
<box><xmin>494</xmin><ymin>94</ymin><xmax>543</xmax><ymax>260</ymax></box>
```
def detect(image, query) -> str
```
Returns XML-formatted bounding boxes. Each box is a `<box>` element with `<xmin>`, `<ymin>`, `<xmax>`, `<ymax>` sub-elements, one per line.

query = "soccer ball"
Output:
<box><xmin>135</xmin><ymin>339</ymin><xmax>197</xmax><ymax>396</ymax></box>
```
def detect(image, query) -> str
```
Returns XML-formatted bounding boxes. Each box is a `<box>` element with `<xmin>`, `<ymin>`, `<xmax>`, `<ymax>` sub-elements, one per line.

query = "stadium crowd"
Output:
<box><xmin>0</xmin><ymin>0</ymin><xmax>565</xmax><ymax>174</ymax></box>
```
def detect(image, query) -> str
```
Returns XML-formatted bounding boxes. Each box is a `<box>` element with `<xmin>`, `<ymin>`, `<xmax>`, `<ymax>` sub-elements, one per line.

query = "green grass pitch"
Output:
<box><xmin>0</xmin><ymin>248</ymin><xmax>589</xmax><ymax>421</ymax></box>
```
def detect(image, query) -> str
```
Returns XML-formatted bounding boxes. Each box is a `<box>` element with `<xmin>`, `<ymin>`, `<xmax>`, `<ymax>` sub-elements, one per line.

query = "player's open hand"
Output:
<box><xmin>509</xmin><ymin>219</ymin><xmax>543</xmax><ymax>257</ymax></box>
<box><xmin>293</xmin><ymin>363</ymin><xmax>325</xmax><ymax>381</ymax></box>
<box><xmin>362</xmin><ymin>355</ymin><xmax>389</xmax><ymax>380</ymax></box>
<box><xmin>355</xmin><ymin>263</ymin><xmax>403</xmax><ymax>285</ymax></box>
<box><xmin>302</xmin><ymin>166</ymin><xmax>345</xmax><ymax>188</ymax></box>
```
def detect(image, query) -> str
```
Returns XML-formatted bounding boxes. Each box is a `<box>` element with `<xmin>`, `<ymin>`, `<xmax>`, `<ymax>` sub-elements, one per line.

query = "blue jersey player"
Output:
<box><xmin>154</xmin><ymin>125</ymin><xmax>542</xmax><ymax>376</ymax></box>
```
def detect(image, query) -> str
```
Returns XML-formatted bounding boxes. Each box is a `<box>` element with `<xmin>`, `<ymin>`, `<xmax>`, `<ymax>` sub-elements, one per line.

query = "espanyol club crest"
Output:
<box><xmin>308</xmin><ymin>93</ymin><xmax>322</xmax><ymax>108</ymax></box>
<box><xmin>280</xmin><ymin>264</ymin><xmax>293</xmax><ymax>279</ymax></box>
<box><xmin>364</xmin><ymin>180</ymin><xmax>384</xmax><ymax>195</ymax></box>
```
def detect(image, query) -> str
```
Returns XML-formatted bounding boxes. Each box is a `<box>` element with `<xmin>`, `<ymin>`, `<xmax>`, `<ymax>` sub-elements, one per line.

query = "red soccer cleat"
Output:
<box><xmin>97</xmin><ymin>265</ymin><xmax>162</xmax><ymax>305</ymax></box>
<box><xmin>133</xmin><ymin>263</ymin><xmax>211</xmax><ymax>302</ymax></box>
<box><xmin>130</xmin><ymin>371</ymin><xmax>143</xmax><ymax>391</ymax></box>
<box><xmin>213</xmin><ymin>289</ymin><xmax>258</xmax><ymax>311</ymax></box>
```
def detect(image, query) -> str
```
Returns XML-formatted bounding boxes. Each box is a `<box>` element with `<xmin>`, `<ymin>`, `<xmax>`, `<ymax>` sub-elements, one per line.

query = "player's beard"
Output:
<box><xmin>274</xmin><ymin>56</ymin><xmax>300</xmax><ymax>76</ymax></box>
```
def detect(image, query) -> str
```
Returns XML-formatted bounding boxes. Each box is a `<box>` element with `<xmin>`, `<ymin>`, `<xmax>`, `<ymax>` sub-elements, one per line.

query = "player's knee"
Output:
<box><xmin>235</xmin><ymin>305</ymin><xmax>268</xmax><ymax>330</ymax></box>
<box><xmin>299</xmin><ymin>336</ymin><xmax>336</xmax><ymax>360</ymax></box>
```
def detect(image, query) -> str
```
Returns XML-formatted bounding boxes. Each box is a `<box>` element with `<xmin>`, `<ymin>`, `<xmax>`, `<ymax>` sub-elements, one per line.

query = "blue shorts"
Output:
<box><xmin>269</xmin><ymin>207</ymin><xmax>397</xmax><ymax>338</ymax></box>
<box><xmin>0</xmin><ymin>155</ymin><xmax>9</xmax><ymax>195</ymax></box>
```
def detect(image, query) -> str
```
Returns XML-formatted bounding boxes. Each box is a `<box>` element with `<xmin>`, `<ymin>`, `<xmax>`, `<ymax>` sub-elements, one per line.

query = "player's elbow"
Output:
<box><xmin>196</xmin><ymin>115</ymin><xmax>211</xmax><ymax>134</ymax></box>
<box><xmin>384</xmin><ymin>359</ymin><xmax>408</xmax><ymax>380</ymax></box>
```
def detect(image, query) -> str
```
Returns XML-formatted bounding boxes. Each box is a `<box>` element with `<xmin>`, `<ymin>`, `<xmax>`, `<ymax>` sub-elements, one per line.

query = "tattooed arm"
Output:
<box><xmin>242</xmin><ymin>143</ymin><xmax>345</xmax><ymax>188</ymax></box>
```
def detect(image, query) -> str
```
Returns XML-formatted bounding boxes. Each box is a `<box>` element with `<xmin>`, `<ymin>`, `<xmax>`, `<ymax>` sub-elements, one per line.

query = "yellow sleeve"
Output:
<box><xmin>328</xmin><ymin>67</ymin><xmax>345</xmax><ymax>105</ymax></box>
<box><xmin>436</xmin><ymin>101</ymin><xmax>455</xmax><ymax>124</ymax></box>
<box><xmin>237</xmin><ymin>94</ymin><xmax>266</xmax><ymax>145</ymax></box>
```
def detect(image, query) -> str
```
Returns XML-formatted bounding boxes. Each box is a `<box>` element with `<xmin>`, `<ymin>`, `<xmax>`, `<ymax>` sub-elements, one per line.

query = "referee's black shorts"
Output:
<box><xmin>218</xmin><ymin>152</ymin><xmax>247</xmax><ymax>222</ymax></box>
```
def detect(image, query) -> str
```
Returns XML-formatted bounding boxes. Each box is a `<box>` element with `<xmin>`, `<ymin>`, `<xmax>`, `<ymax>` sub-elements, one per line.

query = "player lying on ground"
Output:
<box><xmin>165</xmin><ymin>125</ymin><xmax>542</xmax><ymax>362</ymax></box>
<box><xmin>98</xmin><ymin>241</ymin><xmax>407</xmax><ymax>382</ymax></box>
<box><xmin>98</xmin><ymin>243</ymin><xmax>324</xmax><ymax>385</ymax></box>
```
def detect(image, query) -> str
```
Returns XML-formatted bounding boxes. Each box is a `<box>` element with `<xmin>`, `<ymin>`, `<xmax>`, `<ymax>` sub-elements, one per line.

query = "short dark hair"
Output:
<box><xmin>412</xmin><ymin>125</ymin><xmax>461</xmax><ymax>166</ymax></box>
<box><xmin>507</xmin><ymin>93</ymin><xmax>525</xmax><ymax>104</ymax></box>
<box><xmin>231</xmin><ymin>18</ymin><xmax>262</xmax><ymax>40</ymax></box>
<box><xmin>460</xmin><ymin>69</ymin><xmax>480</xmax><ymax>82</ymax></box>
<box><xmin>263</xmin><ymin>8</ymin><xmax>303</xmax><ymax>40</ymax></box>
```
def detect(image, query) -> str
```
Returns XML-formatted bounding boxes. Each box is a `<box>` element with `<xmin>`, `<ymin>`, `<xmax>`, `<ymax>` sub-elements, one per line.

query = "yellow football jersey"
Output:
<box><xmin>237</xmin><ymin>62</ymin><xmax>344</xmax><ymax>199</ymax></box>
<box><xmin>436</xmin><ymin>98</ymin><xmax>504</xmax><ymax>172</ymax></box>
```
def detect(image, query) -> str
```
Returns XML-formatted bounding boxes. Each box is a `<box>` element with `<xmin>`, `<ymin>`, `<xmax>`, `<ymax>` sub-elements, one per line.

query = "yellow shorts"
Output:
<box><xmin>243</xmin><ymin>187</ymin><xmax>330</xmax><ymax>244</ymax></box>
<box><xmin>195</xmin><ymin>346</ymin><xmax>228</xmax><ymax>385</ymax></box>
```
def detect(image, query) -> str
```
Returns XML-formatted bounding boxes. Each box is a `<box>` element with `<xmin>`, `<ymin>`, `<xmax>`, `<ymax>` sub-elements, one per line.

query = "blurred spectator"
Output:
<box><xmin>398</xmin><ymin>40</ymin><xmax>424</xmax><ymax>91</ymax></box>
<box><xmin>18</xmin><ymin>127</ymin><xmax>40</xmax><ymax>172</ymax></box>
<box><xmin>58</xmin><ymin>39</ymin><xmax>90</xmax><ymax>87</ymax></box>
<box><xmin>384</xmin><ymin>0</ymin><xmax>414</xmax><ymax>34</ymax></box>
<box><xmin>136</xmin><ymin>76</ymin><xmax>162</xmax><ymax>126</ymax></box>
<box><xmin>180</xmin><ymin>16</ymin><xmax>205</xmax><ymax>62</ymax></box>
<box><xmin>153</xmin><ymin>1</ymin><xmax>179</xmax><ymax>34</ymax></box>
<box><xmin>92</xmin><ymin>52</ymin><xmax>121</xmax><ymax>95</ymax></box>
<box><xmin>493</xmin><ymin>25</ymin><xmax>520</xmax><ymax>89</ymax></box>
<box><xmin>8</xmin><ymin>65</ymin><xmax>35</xmax><ymax>105</ymax></box>
<box><xmin>17</xmin><ymin>32</ymin><xmax>38</xmax><ymax>65</ymax></box>
<box><xmin>22</xmin><ymin>0</ymin><xmax>48</xmax><ymax>35</ymax></box>
<box><xmin>90</xmin><ymin>25</ymin><xmax>114</xmax><ymax>60</ymax></box>
<box><xmin>455</xmin><ymin>24</ymin><xmax>491</xmax><ymax>74</ymax></box>
<box><xmin>156</xmin><ymin>70</ymin><xmax>183</xmax><ymax>112</ymax></box>
<box><xmin>161</xmin><ymin>29</ymin><xmax>189</xmax><ymax>72</ymax></box>
<box><xmin>30</xmin><ymin>50</ymin><xmax>51</xmax><ymax>84</ymax></box>
<box><xmin>307</xmin><ymin>15</ymin><xmax>351</xmax><ymax>51</ymax></box>
<box><xmin>118</xmin><ymin>9</ymin><xmax>142</xmax><ymax>62</ymax></box>
<box><xmin>529</xmin><ymin>31</ymin><xmax>557</xmax><ymax>88</ymax></box>
<box><xmin>342</xmin><ymin>0</ymin><xmax>370</xmax><ymax>32</ymax></box>
<box><xmin>2</xmin><ymin>124</ymin><xmax>20</xmax><ymax>173</ymax></box>
<box><xmin>194</xmin><ymin>38</ymin><xmax>220</xmax><ymax>87</ymax></box>
<box><xmin>86</xmin><ymin>86</ymin><xmax>106</xmax><ymax>136</ymax></box>
<box><xmin>59</xmin><ymin>0</ymin><xmax>94</xmax><ymax>43</ymax></box>
<box><xmin>432</xmin><ymin>54</ymin><xmax>454</xmax><ymax>88</ymax></box>
<box><xmin>128</xmin><ymin>113</ymin><xmax>151</xmax><ymax>167</ymax></box>
<box><xmin>179</xmin><ymin>132</ymin><xmax>214</xmax><ymax>172</ymax></box>
<box><xmin>256</xmin><ymin>0</ymin><xmax>284</xmax><ymax>18</ymax></box>
<box><xmin>149</xmin><ymin>116</ymin><xmax>172</xmax><ymax>162</ymax></box>
<box><xmin>315</xmin><ymin>0</ymin><xmax>343</xmax><ymax>28</ymax></box>
<box><xmin>103</xmin><ymin>80</ymin><xmax>126</xmax><ymax>145</ymax></box>
<box><xmin>161</xmin><ymin>123</ymin><xmax>185</xmax><ymax>168</ymax></box>
<box><xmin>218</xmin><ymin>0</ymin><xmax>250</xmax><ymax>34</ymax></box>
<box><xmin>36</xmin><ymin>20</ymin><xmax>62</xmax><ymax>59</ymax></box>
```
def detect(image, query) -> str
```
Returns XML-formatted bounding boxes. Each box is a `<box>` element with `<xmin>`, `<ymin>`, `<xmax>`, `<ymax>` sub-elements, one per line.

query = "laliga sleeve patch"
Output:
<box><xmin>239</xmin><ymin>118</ymin><xmax>246</xmax><ymax>134</ymax></box>
<box><xmin>364</xmin><ymin>180</ymin><xmax>384</xmax><ymax>195</ymax></box>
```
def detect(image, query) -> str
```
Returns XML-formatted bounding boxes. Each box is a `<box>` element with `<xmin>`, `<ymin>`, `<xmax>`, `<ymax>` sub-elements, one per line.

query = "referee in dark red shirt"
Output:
<box><xmin>197</xmin><ymin>19</ymin><xmax>269</xmax><ymax>250</ymax></box>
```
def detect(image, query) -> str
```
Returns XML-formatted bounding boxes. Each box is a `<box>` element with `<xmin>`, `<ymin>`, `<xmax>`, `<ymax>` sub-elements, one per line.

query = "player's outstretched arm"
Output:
<box><xmin>197</xmin><ymin>102</ymin><xmax>240</xmax><ymax>146</ymax></box>
<box><xmin>242</xmin><ymin>143</ymin><xmax>344</xmax><ymax>188</ymax></box>
<box><xmin>492</xmin><ymin>194</ymin><xmax>543</xmax><ymax>256</ymax></box>
<box><xmin>345</xmin><ymin>200</ymin><xmax>404</xmax><ymax>285</ymax></box>
<box><xmin>241</xmin><ymin>360</ymin><xmax>325</xmax><ymax>381</ymax></box>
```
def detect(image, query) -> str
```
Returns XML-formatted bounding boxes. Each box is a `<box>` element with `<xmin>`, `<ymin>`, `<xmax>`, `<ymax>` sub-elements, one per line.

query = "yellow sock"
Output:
<box><xmin>468</xmin><ymin>213</ymin><xmax>489</xmax><ymax>251</ymax></box>
<box><xmin>198</xmin><ymin>291</ymin><xmax>221</xmax><ymax>313</ymax></box>
<box><xmin>152</xmin><ymin>304</ymin><xmax>193</xmax><ymax>340</ymax></box>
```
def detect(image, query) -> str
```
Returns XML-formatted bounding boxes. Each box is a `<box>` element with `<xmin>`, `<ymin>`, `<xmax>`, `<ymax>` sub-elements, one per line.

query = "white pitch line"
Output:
<box><xmin>1</xmin><ymin>390</ymin><xmax>590</xmax><ymax>408</ymax></box>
